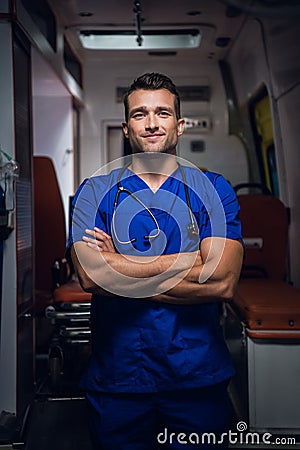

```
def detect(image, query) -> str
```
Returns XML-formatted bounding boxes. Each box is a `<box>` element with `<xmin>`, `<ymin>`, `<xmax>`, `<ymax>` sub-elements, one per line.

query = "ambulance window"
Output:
<box><xmin>249</xmin><ymin>87</ymin><xmax>279</xmax><ymax>197</ymax></box>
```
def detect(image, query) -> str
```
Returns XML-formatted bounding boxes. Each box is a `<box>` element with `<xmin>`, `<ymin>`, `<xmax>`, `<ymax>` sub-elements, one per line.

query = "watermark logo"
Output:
<box><xmin>157</xmin><ymin>421</ymin><xmax>297</xmax><ymax>446</ymax></box>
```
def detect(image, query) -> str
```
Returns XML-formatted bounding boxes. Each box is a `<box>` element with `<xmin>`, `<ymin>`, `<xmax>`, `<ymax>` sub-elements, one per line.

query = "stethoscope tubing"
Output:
<box><xmin>112</xmin><ymin>183</ymin><xmax>160</xmax><ymax>244</ymax></box>
<box><xmin>112</xmin><ymin>162</ymin><xmax>198</xmax><ymax>245</ymax></box>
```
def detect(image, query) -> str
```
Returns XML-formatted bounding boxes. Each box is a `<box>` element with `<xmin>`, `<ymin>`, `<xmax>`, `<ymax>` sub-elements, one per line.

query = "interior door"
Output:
<box><xmin>13</xmin><ymin>25</ymin><xmax>35</xmax><ymax>419</ymax></box>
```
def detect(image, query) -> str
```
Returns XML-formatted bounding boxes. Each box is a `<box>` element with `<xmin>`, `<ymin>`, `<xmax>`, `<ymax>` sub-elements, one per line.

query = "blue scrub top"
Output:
<box><xmin>69</xmin><ymin>165</ymin><xmax>242</xmax><ymax>393</ymax></box>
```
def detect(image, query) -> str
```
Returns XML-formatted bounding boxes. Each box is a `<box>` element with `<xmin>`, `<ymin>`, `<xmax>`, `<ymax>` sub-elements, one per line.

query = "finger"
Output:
<box><xmin>94</xmin><ymin>227</ymin><xmax>112</xmax><ymax>240</ymax></box>
<box><xmin>97</xmin><ymin>238</ymin><xmax>116</xmax><ymax>253</ymax></box>
<box><xmin>85</xmin><ymin>229</ymin><xmax>96</xmax><ymax>237</ymax></box>
<box><xmin>86</xmin><ymin>241</ymin><xmax>100</xmax><ymax>251</ymax></box>
<box><xmin>107</xmin><ymin>241</ymin><xmax>116</xmax><ymax>252</ymax></box>
<box><xmin>102</xmin><ymin>242</ymin><xmax>116</xmax><ymax>253</ymax></box>
<box><xmin>82</xmin><ymin>236</ymin><xmax>99</xmax><ymax>245</ymax></box>
<box><xmin>83</xmin><ymin>233</ymin><xmax>107</xmax><ymax>244</ymax></box>
<box><xmin>83</xmin><ymin>233</ymin><xmax>116</xmax><ymax>253</ymax></box>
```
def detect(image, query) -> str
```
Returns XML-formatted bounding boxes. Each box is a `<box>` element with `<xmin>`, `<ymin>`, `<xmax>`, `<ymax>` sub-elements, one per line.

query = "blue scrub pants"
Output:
<box><xmin>86</xmin><ymin>381</ymin><xmax>232</xmax><ymax>449</ymax></box>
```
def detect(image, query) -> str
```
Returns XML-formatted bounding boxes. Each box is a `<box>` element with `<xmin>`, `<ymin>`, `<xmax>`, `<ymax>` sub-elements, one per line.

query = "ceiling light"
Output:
<box><xmin>78</xmin><ymin>29</ymin><xmax>201</xmax><ymax>50</ymax></box>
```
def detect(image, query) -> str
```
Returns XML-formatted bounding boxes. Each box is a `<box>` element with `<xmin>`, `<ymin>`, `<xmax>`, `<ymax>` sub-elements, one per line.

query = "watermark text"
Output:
<box><xmin>157</xmin><ymin>422</ymin><xmax>297</xmax><ymax>446</ymax></box>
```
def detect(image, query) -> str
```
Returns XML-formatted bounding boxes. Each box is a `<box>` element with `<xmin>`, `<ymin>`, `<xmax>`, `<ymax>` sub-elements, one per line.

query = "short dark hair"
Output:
<box><xmin>123</xmin><ymin>72</ymin><xmax>181</xmax><ymax>122</ymax></box>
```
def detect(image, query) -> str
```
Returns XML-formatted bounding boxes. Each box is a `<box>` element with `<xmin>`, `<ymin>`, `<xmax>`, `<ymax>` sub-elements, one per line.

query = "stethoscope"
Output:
<box><xmin>111</xmin><ymin>163</ymin><xmax>199</xmax><ymax>245</ymax></box>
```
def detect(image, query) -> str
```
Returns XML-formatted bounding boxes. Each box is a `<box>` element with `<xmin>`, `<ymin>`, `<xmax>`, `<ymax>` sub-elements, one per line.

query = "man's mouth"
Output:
<box><xmin>143</xmin><ymin>133</ymin><xmax>164</xmax><ymax>141</ymax></box>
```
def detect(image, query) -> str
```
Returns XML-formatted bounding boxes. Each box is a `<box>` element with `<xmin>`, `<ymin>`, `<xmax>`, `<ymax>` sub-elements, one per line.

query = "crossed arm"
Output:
<box><xmin>71</xmin><ymin>227</ymin><xmax>244</xmax><ymax>305</ymax></box>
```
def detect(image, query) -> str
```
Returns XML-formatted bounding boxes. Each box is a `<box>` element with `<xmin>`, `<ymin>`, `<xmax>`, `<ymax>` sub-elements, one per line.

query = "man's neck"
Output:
<box><xmin>130</xmin><ymin>152</ymin><xmax>178</xmax><ymax>192</ymax></box>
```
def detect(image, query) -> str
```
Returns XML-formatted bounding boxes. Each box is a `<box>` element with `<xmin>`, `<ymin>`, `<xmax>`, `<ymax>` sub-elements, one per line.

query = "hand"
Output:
<box><xmin>82</xmin><ymin>227</ymin><xmax>116</xmax><ymax>253</ymax></box>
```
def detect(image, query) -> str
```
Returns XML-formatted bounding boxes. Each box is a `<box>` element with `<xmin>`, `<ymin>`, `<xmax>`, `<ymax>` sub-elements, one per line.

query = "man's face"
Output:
<box><xmin>123</xmin><ymin>89</ymin><xmax>185</xmax><ymax>155</ymax></box>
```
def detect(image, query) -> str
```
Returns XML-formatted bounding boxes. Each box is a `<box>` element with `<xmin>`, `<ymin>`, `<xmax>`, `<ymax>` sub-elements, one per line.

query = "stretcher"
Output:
<box><xmin>224</xmin><ymin>186</ymin><xmax>300</xmax><ymax>434</ymax></box>
<box><xmin>34</xmin><ymin>156</ymin><xmax>91</xmax><ymax>390</ymax></box>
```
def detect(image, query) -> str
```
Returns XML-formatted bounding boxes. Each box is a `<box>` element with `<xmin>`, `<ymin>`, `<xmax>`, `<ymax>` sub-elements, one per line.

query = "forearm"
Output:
<box><xmin>71</xmin><ymin>242</ymin><xmax>199</xmax><ymax>297</ymax></box>
<box><xmin>150</xmin><ymin>271</ymin><xmax>235</xmax><ymax>305</ymax></box>
<box><xmin>151</xmin><ymin>238</ymin><xmax>243</xmax><ymax>304</ymax></box>
<box><xmin>72</xmin><ymin>237</ymin><xmax>243</xmax><ymax>303</ymax></box>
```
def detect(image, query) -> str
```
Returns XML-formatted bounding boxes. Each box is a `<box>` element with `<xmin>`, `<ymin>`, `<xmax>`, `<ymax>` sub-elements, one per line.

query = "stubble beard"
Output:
<box><xmin>130</xmin><ymin>134</ymin><xmax>177</xmax><ymax>156</ymax></box>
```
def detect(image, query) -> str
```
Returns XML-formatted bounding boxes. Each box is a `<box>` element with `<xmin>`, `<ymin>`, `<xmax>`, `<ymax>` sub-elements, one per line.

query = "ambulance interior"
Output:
<box><xmin>1</xmin><ymin>0</ymin><xmax>300</xmax><ymax>448</ymax></box>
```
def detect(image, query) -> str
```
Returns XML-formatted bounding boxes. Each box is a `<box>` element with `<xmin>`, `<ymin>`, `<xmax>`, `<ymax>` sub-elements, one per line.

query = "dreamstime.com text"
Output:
<box><xmin>157</xmin><ymin>421</ymin><xmax>297</xmax><ymax>446</ymax></box>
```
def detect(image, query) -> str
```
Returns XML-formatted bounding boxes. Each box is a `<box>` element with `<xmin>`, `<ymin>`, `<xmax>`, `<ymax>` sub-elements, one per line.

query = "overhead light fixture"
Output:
<box><xmin>78</xmin><ymin>1</ymin><xmax>201</xmax><ymax>51</ymax></box>
<box><xmin>78</xmin><ymin>29</ymin><xmax>201</xmax><ymax>50</ymax></box>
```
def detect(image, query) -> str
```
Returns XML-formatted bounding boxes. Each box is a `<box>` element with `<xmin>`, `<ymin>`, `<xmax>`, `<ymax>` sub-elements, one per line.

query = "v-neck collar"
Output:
<box><xmin>124</xmin><ymin>164</ymin><xmax>181</xmax><ymax>194</ymax></box>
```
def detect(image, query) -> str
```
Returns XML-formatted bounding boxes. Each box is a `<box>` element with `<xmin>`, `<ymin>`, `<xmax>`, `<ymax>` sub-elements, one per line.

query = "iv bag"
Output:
<box><xmin>0</xmin><ymin>150</ymin><xmax>19</xmax><ymax>212</ymax></box>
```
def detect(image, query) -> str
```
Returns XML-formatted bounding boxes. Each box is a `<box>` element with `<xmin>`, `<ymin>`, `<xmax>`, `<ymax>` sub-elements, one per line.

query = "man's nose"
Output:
<box><xmin>145</xmin><ymin>113</ymin><xmax>158</xmax><ymax>131</ymax></box>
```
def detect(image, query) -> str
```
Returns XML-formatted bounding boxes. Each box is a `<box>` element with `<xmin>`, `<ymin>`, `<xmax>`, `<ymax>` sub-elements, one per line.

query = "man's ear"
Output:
<box><xmin>177</xmin><ymin>118</ymin><xmax>185</xmax><ymax>137</ymax></box>
<box><xmin>122</xmin><ymin>122</ymin><xmax>129</xmax><ymax>138</ymax></box>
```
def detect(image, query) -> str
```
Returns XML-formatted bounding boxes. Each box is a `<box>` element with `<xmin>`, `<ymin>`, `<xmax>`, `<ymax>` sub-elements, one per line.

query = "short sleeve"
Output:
<box><xmin>211</xmin><ymin>174</ymin><xmax>242</xmax><ymax>240</ymax></box>
<box><xmin>66</xmin><ymin>177</ymin><xmax>107</xmax><ymax>252</ymax></box>
<box><xmin>192</xmin><ymin>171</ymin><xmax>242</xmax><ymax>242</ymax></box>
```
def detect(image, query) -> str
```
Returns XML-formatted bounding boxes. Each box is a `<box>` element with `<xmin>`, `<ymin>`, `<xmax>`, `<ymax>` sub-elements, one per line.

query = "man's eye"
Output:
<box><xmin>132</xmin><ymin>112</ymin><xmax>144</xmax><ymax>119</ymax></box>
<box><xmin>159</xmin><ymin>111</ymin><xmax>171</xmax><ymax>117</ymax></box>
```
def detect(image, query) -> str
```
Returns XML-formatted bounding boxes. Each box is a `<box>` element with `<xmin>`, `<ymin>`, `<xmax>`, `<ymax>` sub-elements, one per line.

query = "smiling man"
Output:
<box><xmin>69</xmin><ymin>73</ymin><xmax>243</xmax><ymax>449</ymax></box>
<box><xmin>123</xmin><ymin>87</ymin><xmax>184</xmax><ymax>155</ymax></box>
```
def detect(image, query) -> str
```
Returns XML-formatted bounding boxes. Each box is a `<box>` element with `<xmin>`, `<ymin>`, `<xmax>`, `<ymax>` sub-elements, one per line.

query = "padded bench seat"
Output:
<box><xmin>53</xmin><ymin>279</ymin><xmax>92</xmax><ymax>303</ymax></box>
<box><xmin>232</xmin><ymin>278</ymin><xmax>300</xmax><ymax>338</ymax></box>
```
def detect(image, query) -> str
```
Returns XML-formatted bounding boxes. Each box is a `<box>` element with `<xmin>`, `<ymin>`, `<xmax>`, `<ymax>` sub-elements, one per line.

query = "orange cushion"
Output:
<box><xmin>53</xmin><ymin>279</ymin><xmax>91</xmax><ymax>303</ymax></box>
<box><xmin>233</xmin><ymin>278</ymin><xmax>300</xmax><ymax>331</ymax></box>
